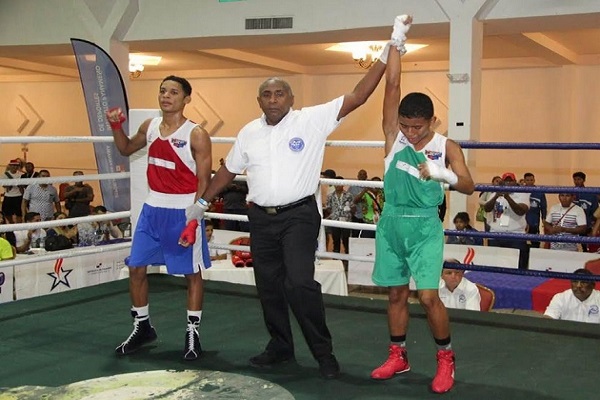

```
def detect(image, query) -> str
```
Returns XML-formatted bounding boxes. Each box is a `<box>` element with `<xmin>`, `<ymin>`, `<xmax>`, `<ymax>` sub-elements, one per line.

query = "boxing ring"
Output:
<box><xmin>1</xmin><ymin>132</ymin><xmax>600</xmax><ymax>399</ymax></box>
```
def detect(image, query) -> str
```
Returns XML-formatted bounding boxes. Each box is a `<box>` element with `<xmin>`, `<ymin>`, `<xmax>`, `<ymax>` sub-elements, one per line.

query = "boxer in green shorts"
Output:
<box><xmin>369</xmin><ymin>28</ymin><xmax>475</xmax><ymax>394</ymax></box>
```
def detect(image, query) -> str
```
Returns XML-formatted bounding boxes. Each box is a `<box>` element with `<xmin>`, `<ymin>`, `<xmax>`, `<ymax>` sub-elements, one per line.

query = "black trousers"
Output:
<box><xmin>247</xmin><ymin>197</ymin><xmax>333</xmax><ymax>360</ymax></box>
<box><xmin>526</xmin><ymin>225</ymin><xmax>541</xmax><ymax>248</ymax></box>
<box><xmin>488</xmin><ymin>238</ymin><xmax>530</xmax><ymax>270</ymax></box>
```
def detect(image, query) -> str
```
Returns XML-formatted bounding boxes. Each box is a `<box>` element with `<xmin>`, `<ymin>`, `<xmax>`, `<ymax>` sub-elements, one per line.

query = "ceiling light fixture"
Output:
<box><xmin>128</xmin><ymin>54</ymin><xmax>162</xmax><ymax>79</ymax></box>
<box><xmin>327</xmin><ymin>41</ymin><xmax>428</xmax><ymax>69</ymax></box>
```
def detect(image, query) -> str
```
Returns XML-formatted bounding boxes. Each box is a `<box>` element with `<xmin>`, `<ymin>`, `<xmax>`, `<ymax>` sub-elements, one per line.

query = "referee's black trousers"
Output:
<box><xmin>247</xmin><ymin>197</ymin><xmax>333</xmax><ymax>360</ymax></box>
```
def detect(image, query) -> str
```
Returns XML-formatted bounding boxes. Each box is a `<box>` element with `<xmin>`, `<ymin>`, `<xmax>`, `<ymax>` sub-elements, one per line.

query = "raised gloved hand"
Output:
<box><xmin>185</xmin><ymin>198</ymin><xmax>209</xmax><ymax>223</ymax></box>
<box><xmin>106</xmin><ymin>107</ymin><xmax>126</xmax><ymax>131</ymax></box>
<box><xmin>378</xmin><ymin>42</ymin><xmax>392</xmax><ymax>64</ymax></box>
<box><xmin>391</xmin><ymin>14</ymin><xmax>412</xmax><ymax>55</ymax></box>
<box><xmin>178</xmin><ymin>220</ymin><xmax>199</xmax><ymax>247</ymax></box>
<box><xmin>423</xmin><ymin>161</ymin><xmax>458</xmax><ymax>185</ymax></box>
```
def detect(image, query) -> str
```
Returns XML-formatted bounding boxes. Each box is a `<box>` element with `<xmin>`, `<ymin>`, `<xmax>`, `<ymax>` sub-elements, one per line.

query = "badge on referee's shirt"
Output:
<box><xmin>289</xmin><ymin>137</ymin><xmax>305</xmax><ymax>152</ymax></box>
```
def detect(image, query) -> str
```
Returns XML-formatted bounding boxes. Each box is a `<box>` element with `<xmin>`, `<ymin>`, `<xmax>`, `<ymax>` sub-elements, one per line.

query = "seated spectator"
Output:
<box><xmin>0</xmin><ymin>211</ymin><xmax>16</xmax><ymax>248</ymax></box>
<box><xmin>91</xmin><ymin>205</ymin><xmax>123</xmax><ymax>241</ymax></box>
<box><xmin>543</xmin><ymin>193</ymin><xmax>587</xmax><ymax>251</ymax></box>
<box><xmin>544</xmin><ymin>268</ymin><xmax>600</xmax><ymax>323</ymax></box>
<box><xmin>0</xmin><ymin>235</ymin><xmax>15</xmax><ymax>260</ymax></box>
<box><xmin>446</xmin><ymin>212</ymin><xmax>483</xmax><ymax>246</ymax></box>
<box><xmin>205</xmin><ymin>219</ymin><xmax>227</xmax><ymax>261</ymax></box>
<box><xmin>219</xmin><ymin>180</ymin><xmax>249</xmax><ymax>232</ymax></box>
<box><xmin>15</xmin><ymin>211</ymin><xmax>46</xmax><ymax>253</ymax></box>
<box><xmin>47</xmin><ymin>212</ymin><xmax>78</xmax><ymax>244</ymax></box>
<box><xmin>438</xmin><ymin>261</ymin><xmax>481</xmax><ymax>311</ymax></box>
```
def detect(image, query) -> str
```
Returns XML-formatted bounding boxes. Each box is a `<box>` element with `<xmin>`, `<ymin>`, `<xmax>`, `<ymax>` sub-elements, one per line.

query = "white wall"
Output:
<box><xmin>1</xmin><ymin>64</ymin><xmax>599</xmax><ymax>217</ymax></box>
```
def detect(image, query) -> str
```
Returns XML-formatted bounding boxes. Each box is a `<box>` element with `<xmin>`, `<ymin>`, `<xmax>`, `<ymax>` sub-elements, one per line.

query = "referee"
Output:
<box><xmin>196</xmin><ymin>53</ymin><xmax>388</xmax><ymax>379</ymax></box>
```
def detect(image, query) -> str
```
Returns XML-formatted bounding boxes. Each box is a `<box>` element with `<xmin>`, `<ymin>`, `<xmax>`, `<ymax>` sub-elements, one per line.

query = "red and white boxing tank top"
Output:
<box><xmin>146</xmin><ymin>117</ymin><xmax>198</xmax><ymax>195</ymax></box>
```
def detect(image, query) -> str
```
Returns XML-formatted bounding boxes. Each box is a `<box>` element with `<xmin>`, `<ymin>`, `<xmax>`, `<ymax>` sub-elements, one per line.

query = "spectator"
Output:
<box><xmin>92</xmin><ymin>205</ymin><xmax>123</xmax><ymax>241</ymax></box>
<box><xmin>324</xmin><ymin>176</ymin><xmax>355</xmax><ymax>268</ymax></box>
<box><xmin>544</xmin><ymin>268</ymin><xmax>600</xmax><ymax>323</ymax></box>
<box><xmin>2</xmin><ymin>159</ymin><xmax>24</xmax><ymax>223</ymax></box>
<box><xmin>354</xmin><ymin>176</ymin><xmax>383</xmax><ymax>239</ymax></box>
<box><xmin>22</xmin><ymin>169</ymin><xmax>61</xmax><ymax>221</ymax></box>
<box><xmin>477</xmin><ymin>175</ymin><xmax>502</xmax><ymax>232</ymax></box>
<box><xmin>320</xmin><ymin>168</ymin><xmax>337</xmax><ymax>249</ymax></box>
<box><xmin>523</xmin><ymin>172</ymin><xmax>547</xmax><ymax>248</ymax></box>
<box><xmin>219</xmin><ymin>181</ymin><xmax>249</xmax><ymax>232</ymax></box>
<box><xmin>446</xmin><ymin>212</ymin><xmax>483</xmax><ymax>246</ymax></box>
<box><xmin>483</xmin><ymin>172</ymin><xmax>530</xmax><ymax>269</ymax></box>
<box><xmin>205</xmin><ymin>219</ymin><xmax>227</xmax><ymax>261</ymax></box>
<box><xmin>572</xmin><ymin>171</ymin><xmax>598</xmax><ymax>252</ymax></box>
<box><xmin>543</xmin><ymin>193</ymin><xmax>587</xmax><ymax>251</ymax></box>
<box><xmin>0</xmin><ymin>234</ymin><xmax>15</xmax><ymax>260</ymax></box>
<box><xmin>46</xmin><ymin>212</ymin><xmax>78</xmax><ymax>245</ymax></box>
<box><xmin>15</xmin><ymin>211</ymin><xmax>46</xmax><ymax>253</ymax></box>
<box><xmin>64</xmin><ymin>171</ymin><xmax>94</xmax><ymax>217</ymax></box>
<box><xmin>0</xmin><ymin>211</ymin><xmax>16</xmax><ymax>248</ymax></box>
<box><xmin>21</xmin><ymin>162</ymin><xmax>39</xmax><ymax>179</ymax></box>
<box><xmin>438</xmin><ymin>262</ymin><xmax>481</xmax><ymax>311</ymax></box>
<box><xmin>347</xmin><ymin>169</ymin><xmax>368</xmax><ymax>237</ymax></box>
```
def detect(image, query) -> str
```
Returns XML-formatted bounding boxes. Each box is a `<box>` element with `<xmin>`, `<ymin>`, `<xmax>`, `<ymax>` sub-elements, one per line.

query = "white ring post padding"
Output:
<box><xmin>128</xmin><ymin>109</ymin><xmax>161</xmax><ymax>232</ymax></box>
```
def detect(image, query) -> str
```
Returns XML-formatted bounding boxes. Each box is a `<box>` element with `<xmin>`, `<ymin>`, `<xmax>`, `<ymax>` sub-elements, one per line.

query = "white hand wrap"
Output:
<box><xmin>185</xmin><ymin>199</ymin><xmax>209</xmax><ymax>223</ymax></box>
<box><xmin>426</xmin><ymin>161</ymin><xmax>458</xmax><ymax>186</ymax></box>
<box><xmin>378</xmin><ymin>42</ymin><xmax>391</xmax><ymax>64</ymax></box>
<box><xmin>391</xmin><ymin>14</ymin><xmax>412</xmax><ymax>55</ymax></box>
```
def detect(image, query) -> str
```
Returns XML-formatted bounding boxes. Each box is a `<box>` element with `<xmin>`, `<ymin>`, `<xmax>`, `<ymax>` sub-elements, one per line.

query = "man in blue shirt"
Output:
<box><xmin>572</xmin><ymin>171</ymin><xmax>598</xmax><ymax>251</ymax></box>
<box><xmin>524</xmin><ymin>172</ymin><xmax>547</xmax><ymax>248</ymax></box>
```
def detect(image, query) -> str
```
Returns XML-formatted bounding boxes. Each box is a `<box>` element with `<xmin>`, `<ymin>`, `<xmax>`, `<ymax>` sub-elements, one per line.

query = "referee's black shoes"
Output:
<box><xmin>318</xmin><ymin>354</ymin><xmax>341</xmax><ymax>379</ymax></box>
<box><xmin>249</xmin><ymin>350</ymin><xmax>295</xmax><ymax>368</ymax></box>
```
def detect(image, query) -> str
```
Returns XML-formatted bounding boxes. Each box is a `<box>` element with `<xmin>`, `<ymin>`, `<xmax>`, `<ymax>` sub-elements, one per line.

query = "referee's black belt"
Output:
<box><xmin>253</xmin><ymin>196</ymin><xmax>313</xmax><ymax>215</ymax></box>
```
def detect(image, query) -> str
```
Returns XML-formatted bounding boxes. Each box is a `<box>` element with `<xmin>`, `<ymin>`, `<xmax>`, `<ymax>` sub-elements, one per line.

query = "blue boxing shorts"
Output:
<box><xmin>126</xmin><ymin>203</ymin><xmax>211</xmax><ymax>275</ymax></box>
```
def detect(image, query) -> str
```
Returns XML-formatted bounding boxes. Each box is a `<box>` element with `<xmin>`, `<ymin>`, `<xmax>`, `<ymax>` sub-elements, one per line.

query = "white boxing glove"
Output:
<box><xmin>185</xmin><ymin>198</ymin><xmax>209</xmax><ymax>223</ymax></box>
<box><xmin>391</xmin><ymin>14</ymin><xmax>412</xmax><ymax>55</ymax></box>
<box><xmin>425</xmin><ymin>161</ymin><xmax>458</xmax><ymax>186</ymax></box>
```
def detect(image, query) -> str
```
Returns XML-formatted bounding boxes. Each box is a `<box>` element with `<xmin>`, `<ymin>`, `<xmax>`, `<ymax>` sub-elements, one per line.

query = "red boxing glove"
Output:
<box><xmin>179</xmin><ymin>220</ymin><xmax>198</xmax><ymax>247</ymax></box>
<box><xmin>232</xmin><ymin>254</ymin><xmax>245</xmax><ymax>268</ymax></box>
<box><xmin>244</xmin><ymin>258</ymin><xmax>253</xmax><ymax>268</ymax></box>
<box><xmin>107</xmin><ymin>107</ymin><xmax>126</xmax><ymax>131</ymax></box>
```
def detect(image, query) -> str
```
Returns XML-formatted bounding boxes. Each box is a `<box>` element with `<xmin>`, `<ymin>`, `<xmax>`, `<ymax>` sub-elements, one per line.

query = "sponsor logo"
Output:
<box><xmin>288</xmin><ymin>137</ymin><xmax>305</xmax><ymax>152</ymax></box>
<box><xmin>47</xmin><ymin>258</ymin><xmax>73</xmax><ymax>291</ymax></box>
<box><xmin>425</xmin><ymin>150</ymin><xmax>442</xmax><ymax>160</ymax></box>
<box><xmin>171</xmin><ymin>138</ymin><xmax>187</xmax><ymax>148</ymax></box>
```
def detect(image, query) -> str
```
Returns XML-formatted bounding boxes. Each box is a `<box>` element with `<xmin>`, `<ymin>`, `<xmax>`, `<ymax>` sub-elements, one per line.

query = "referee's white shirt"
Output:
<box><xmin>544</xmin><ymin>289</ymin><xmax>600</xmax><ymax>323</ymax></box>
<box><xmin>439</xmin><ymin>278</ymin><xmax>481</xmax><ymax>311</ymax></box>
<box><xmin>226</xmin><ymin>96</ymin><xmax>344</xmax><ymax>207</ymax></box>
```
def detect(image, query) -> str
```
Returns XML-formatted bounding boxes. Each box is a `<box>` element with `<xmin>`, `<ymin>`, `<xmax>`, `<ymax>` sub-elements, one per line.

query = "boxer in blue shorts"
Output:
<box><xmin>369</xmin><ymin>19</ymin><xmax>475</xmax><ymax>394</ymax></box>
<box><xmin>107</xmin><ymin>75</ymin><xmax>212</xmax><ymax>361</ymax></box>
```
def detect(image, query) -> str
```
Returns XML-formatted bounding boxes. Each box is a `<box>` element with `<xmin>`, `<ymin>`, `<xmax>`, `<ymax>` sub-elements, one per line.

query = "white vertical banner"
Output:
<box><xmin>0</xmin><ymin>265</ymin><xmax>14</xmax><ymax>303</ymax></box>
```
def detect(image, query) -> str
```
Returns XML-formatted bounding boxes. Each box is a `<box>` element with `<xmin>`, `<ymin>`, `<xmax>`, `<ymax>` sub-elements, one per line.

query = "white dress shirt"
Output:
<box><xmin>544</xmin><ymin>289</ymin><xmax>600</xmax><ymax>323</ymax></box>
<box><xmin>439</xmin><ymin>278</ymin><xmax>481</xmax><ymax>311</ymax></box>
<box><xmin>225</xmin><ymin>96</ymin><xmax>344</xmax><ymax>207</ymax></box>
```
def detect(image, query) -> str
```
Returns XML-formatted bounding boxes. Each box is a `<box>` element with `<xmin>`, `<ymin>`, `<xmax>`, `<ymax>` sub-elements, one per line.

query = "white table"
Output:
<box><xmin>123</xmin><ymin>258</ymin><xmax>348</xmax><ymax>296</ymax></box>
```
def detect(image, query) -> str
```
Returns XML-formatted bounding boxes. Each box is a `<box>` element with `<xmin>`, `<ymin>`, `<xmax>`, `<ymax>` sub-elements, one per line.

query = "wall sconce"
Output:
<box><xmin>327</xmin><ymin>41</ymin><xmax>428</xmax><ymax>69</ymax></box>
<box><xmin>129</xmin><ymin>63</ymin><xmax>144</xmax><ymax>79</ymax></box>
<box><xmin>352</xmin><ymin>44</ymin><xmax>383</xmax><ymax>69</ymax></box>
<box><xmin>128</xmin><ymin>54</ymin><xmax>162</xmax><ymax>79</ymax></box>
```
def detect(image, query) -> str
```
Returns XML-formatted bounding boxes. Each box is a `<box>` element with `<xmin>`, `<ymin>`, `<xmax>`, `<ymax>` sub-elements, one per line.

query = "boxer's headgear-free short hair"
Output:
<box><xmin>399</xmin><ymin>92</ymin><xmax>434</xmax><ymax>119</ymax></box>
<box><xmin>162</xmin><ymin>75</ymin><xmax>192</xmax><ymax>97</ymax></box>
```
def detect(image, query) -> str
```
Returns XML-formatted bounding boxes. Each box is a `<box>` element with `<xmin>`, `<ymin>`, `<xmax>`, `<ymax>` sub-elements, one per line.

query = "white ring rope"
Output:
<box><xmin>0</xmin><ymin>172</ymin><xmax>130</xmax><ymax>187</ymax></box>
<box><xmin>0</xmin><ymin>211</ymin><xmax>131</xmax><ymax>233</ymax></box>
<box><xmin>0</xmin><ymin>136</ymin><xmax>114</xmax><ymax>144</ymax></box>
<box><xmin>0</xmin><ymin>241</ymin><xmax>132</xmax><ymax>267</ymax></box>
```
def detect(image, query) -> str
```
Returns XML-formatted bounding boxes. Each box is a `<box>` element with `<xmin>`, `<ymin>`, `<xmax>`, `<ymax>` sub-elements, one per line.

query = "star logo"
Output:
<box><xmin>47</xmin><ymin>258</ymin><xmax>73</xmax><ymax>291</ymax></box>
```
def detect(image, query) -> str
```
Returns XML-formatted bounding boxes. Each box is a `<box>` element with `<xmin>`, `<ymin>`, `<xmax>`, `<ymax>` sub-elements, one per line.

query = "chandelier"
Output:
<box><xmin>352</xmin><ymin>44</ymin><xmax>383</xmax><ymax>69</ymax></box>
<box><xmin>128</xmin><ymin>54</ymin><xmax>162</xmax><ymax>79</ymax></box>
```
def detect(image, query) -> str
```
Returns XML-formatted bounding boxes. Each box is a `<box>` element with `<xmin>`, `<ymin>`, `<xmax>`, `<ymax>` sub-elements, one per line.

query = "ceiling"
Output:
<box><xmin>0</xmin><ymin>14</ymin><xmax>599</xmax><ymax>80</ymax></box>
